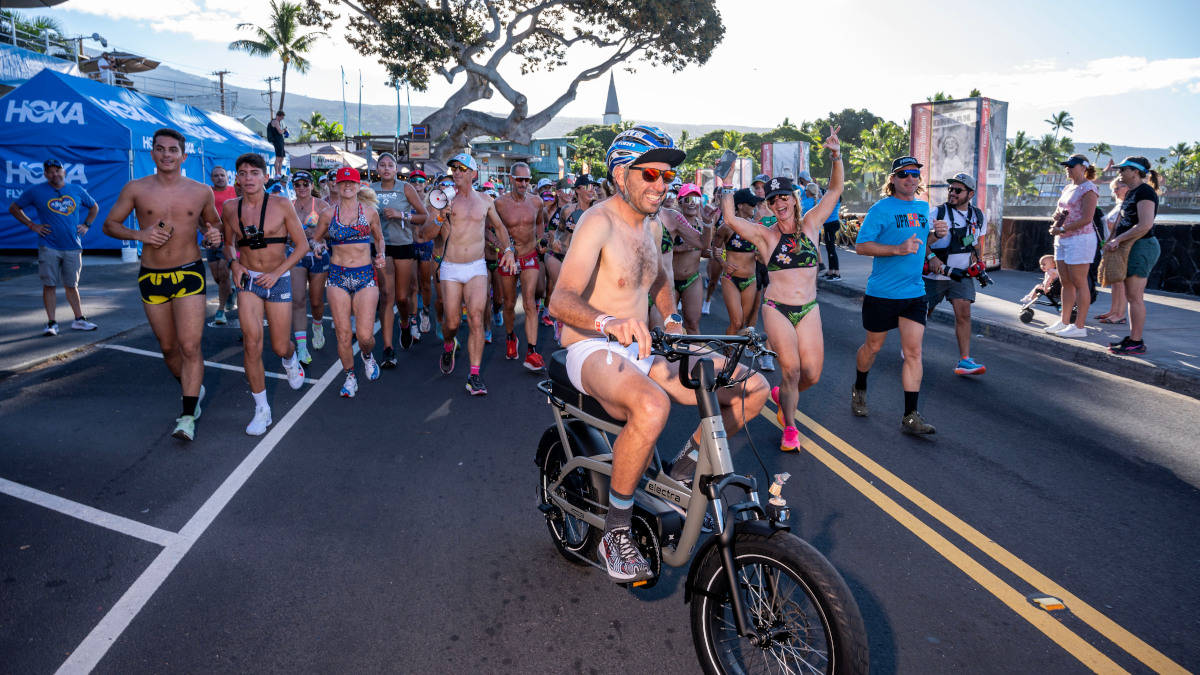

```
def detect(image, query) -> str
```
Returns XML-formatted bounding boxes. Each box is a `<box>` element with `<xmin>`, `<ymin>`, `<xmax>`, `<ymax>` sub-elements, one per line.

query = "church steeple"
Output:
<box><xmin>602</xmin><ymin>73</ymin><xmax>621</xmax><ymax>125</ymax></box>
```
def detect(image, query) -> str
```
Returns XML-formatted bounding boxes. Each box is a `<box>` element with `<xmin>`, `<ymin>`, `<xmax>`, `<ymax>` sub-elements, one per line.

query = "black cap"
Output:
<box><xmin>734</xmin><ymin>188</ymin><xmax>764</xmax><ymax>206</ymax></box>
<box><xmin>43</xmin><ymin>158</ymin><xmax>63</xmax><ymax>169</ymax></box>
<box><xmin>292</xmin><ymin>170</ymin><xmax>313</xmax><ymax>183</ymax></box>
<box><xmin>574</xmin><ymin>174</ymin><xmax>595</xmax><ymax>188</ymax></box>
<box><xmin>891</xmin><ymin>156</ymin><xmax>922</xmax><ymax>172</ymax></box>
<box><xmin>764</xmin><ymin>176</ymin><xmax>796</xmax><ymax>199</ymax></box>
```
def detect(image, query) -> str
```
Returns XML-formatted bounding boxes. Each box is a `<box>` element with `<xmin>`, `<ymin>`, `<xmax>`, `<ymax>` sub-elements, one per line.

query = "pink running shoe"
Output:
<box><xmin>781</xmin><ymin>426</ymin><xmax>801</xmax><ymax>452</ymax></box>
<box><xmin>770</xmin><ymin>386</ymin><xmax>785</xmax><ymax>427</ymax></box>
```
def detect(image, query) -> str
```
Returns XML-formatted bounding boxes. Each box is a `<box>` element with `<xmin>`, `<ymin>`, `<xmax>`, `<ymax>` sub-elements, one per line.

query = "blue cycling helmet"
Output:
<box><xmin>606</xmin><ymin>125</ymin><xmax>687</xmax><ymax>175</ymax></box>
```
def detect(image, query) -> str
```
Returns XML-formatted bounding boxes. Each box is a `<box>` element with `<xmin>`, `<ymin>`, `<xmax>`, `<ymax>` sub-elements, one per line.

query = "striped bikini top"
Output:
<box><xmin>328</xmin><ymin>203</ymin><xmax>372</xmax><ymax>246</ymax></box>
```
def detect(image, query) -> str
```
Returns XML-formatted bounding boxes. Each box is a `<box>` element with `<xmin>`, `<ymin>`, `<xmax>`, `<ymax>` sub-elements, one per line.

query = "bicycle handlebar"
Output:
<box><xmin>605</xmin><ymin>326</ymin><xmax>774</xmax><ymax>390</ymax></box>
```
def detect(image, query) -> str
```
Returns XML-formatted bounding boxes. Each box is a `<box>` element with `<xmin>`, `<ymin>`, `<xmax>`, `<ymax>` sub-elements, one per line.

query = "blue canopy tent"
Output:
<box><xmin>0</xmin><ymin>69</ymin><xmax>274</xmax><ymax>250</ymax></box>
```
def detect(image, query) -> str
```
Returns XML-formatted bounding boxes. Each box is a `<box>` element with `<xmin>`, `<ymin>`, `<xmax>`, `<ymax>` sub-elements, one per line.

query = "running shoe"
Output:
<box><xmin>172</xmin><ymin>415</ymin><xmax>196</xmax><ymax>441</ymax></box>
<box><xmin>505</xmin><ymin>334</ymin><xmax>519</xmax><ymax>360</ymax></box>
<box><xmin>43</xmin><ymin>320</ymin><xmax>58</xmax><ymax>336</ymax></box>
<box><xmin>851</xmin><ymin>388</ymin><xmax>868</xmax><ymax>417</ymax></box>
<box><xmin>541</xmin><ymin>311</ymin><xmax>554</xmax><ymax>328</ymax></box>
<box><xmin>296</xmin><ymin>343</ymin><xmax>312</xmax><ymax>365</ymax></box>
<box><xmin>311</xmin><ymin>324</ymin><xmax>325</xmax><ymax>349</ymax></box>
<box><xmin>1043</xmin><ymin>321</ymin><xmax>1067</xmax><ymax>334</ymax></box>
<box><xmin>400</xmin><ymin>322</ymin><xmax>413</xmax><ymax>349</ymax></box>
<box><xmin>701</xmin><ymin>299</ymin><xmax>711</xmax><ymax>315</ymax></box>
<box><xmin>410</xmin><ymin>322</ymin><xmax>421</xmax><ymax>343</ymax></box>
<box><xmin>954</xmin><ymin>357</ymin><xmax>986</xmax><ymax>376</ymax></box>
<box><xmin>758</xmin><ymin>353</ymin><xmax>776</xmax><ymax>372</ymax></box>
<box><xmin>1056</xmin><ymin>325</ymin><xmax>1088</xmax><ymax>338</ymax></box>
<box><xmin>439</xmin><ymin>342</ymin><xmax>456</xmax><ymax>375</ymax></box>
<box><xmin>827</xmin><ymin>273</ymin><xmax>842</xmax><ymax>281</ymax></box>
<box><xmin>224</xmin><ymin>296</ymin><xmax>236</xmax><ymax>312</ymax></box>
<box><xmin>71</xmin><ymin>317</ymin><xmax>98</xmax><ymax>331</ymax></box>
<box><xmin>363</xmin><ymin>352</ymin><xmax>381</xmax><ymax>381</ymax></box>
<box><xmin>901</xmin><ymin>410</ymin><xmax>936</xmax><ymax>435</ymax></box>
<box><xmin>492</xmin><ymin>307</ymin><xmax>503</xmax><ymax>327</ymax></box>
<box><xmin>1110</xmin><ymin>338</ymin><xmax>1146</xmax><ymax>355</ymax></box>
<box><xmin>214</xmin><ymin>310</ymin><xmax>227</xmax><ymax>325</ymax></box>
<box><xmin>524</xmin><ymin>351</ymin><xmax>545</xmax><ymax>371</ymax></box>
<box><xmin>246</xmin><ymin>406</ymin><xmax>272</xmax><ymax>436</ymax></box>
<box><xmin>781</xmin><ymin>426</ymin><xmax>801</xmax><ymax>452</ymax></box>
<box><xmin>340</xmin><ymin>373</ymin><xmax>358</xmax><ymax>398</ymax></box>
<box><xmin>553</xmin><ymin>320</ymin><xmax>563</xmax><ymax>344</ymax></box>
<box><xmin>284</xmin><ymin>359</ymin><xmax>305</xmax><ymax>390</ymax></box>
<box><xmin>466</xmin><ymin>373</ymin><xmax>488</xmax><ymax>395</ymax></box>
<box><xmin>380</xmin><ymin>346</ymin><xmax>397</xmax><ymax>369</ymax></box>
<box><xmin>598</xmin><ymin>528</ymin><xmax>653</xmax><ymax>583</ymax></box>
<box><xmin>420</xmin><ymin>307</ymin><xmax>432</xmax><ymax>333</ymax></box>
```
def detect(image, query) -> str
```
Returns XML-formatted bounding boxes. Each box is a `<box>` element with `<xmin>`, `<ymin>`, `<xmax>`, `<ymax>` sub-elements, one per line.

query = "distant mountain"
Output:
<box><xmin>127</xmin><ymin>65</ymin><xmax>769</xmax><ymax>141</ymax></box>
<box><xmin>1068</xmin><ymin>142</ymin><xmax>1176</xmax><ymax>168</ymax></box>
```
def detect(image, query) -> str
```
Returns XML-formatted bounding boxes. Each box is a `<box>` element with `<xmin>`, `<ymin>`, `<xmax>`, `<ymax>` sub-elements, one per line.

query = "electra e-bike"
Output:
<box><xmin>535</xmin><ymin>328</ymin><xmax>870</xmax><ymax>675</ymax></box>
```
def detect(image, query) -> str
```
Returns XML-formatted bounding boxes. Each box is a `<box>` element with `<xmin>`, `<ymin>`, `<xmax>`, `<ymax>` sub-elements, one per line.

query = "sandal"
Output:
<box><xmin>1099</xmin><ymin>317</ymin><xmax>1126</xmax><ymax>324</ymax></box>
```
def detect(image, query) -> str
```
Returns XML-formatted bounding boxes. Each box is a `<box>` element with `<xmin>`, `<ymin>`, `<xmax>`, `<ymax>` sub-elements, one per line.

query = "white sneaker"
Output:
<box><xmin>419</xmin><ymin>308</ymin><xmax>432</xmax><ymax>333</ymax></box>
<box><xmin>43</xmin><ymin>321</ymin><xmax>58</xmax><ymax>336</ymax></box>
<box><xmin>363</xmin><ymin>353</ymin><xmax>380</xmax><ymax>381</ymax></box>
<box><xmin>245</xmin><ymin>406</ymin><xmax>272</xmax><ymax>436</ymax></box>
<box><xmin>701</xmin><ymin>300</ymin><xmax>711</xmax><ymax>315</ymax></box>
<box><xmin>1056</xmin><ymin>325</ymin><xmax>1088</xmax><ymax>338</ymax></box>
<box><xmin>71</xmin><ymin>317</ymin><xmax>98</xmax><ymax>331</ymax></box>
<box><xmin>759</xmin><ymin>354</ymin><xmax>776</xmax><ymax>372</ymax></box>
<box><xmin>311</xmin><ymin>323</ymin><xmax>325</xmax><ymax>349</ymax></box>
<box><xmin>283</xmin><ymin>359</ymin><xmax>305</xmax><ymax>389</ymax></box>
<box><xmin>1043</xmin><ymin>321</ymin><xmax>1067</xmax><ymax>334</ymax></box>
<box><xmin>340</xmin><ymin>373</ymin><xmax>358</xmax><ymax>398</ymax></box>
<box><xmin>410</xmin><ymin>322</ymin><xmax>421</xmax><ymax>343</ymax></box>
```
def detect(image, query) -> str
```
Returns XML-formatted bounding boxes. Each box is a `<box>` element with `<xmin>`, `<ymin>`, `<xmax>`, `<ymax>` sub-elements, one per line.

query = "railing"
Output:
<box><xmin>0</xmin><ymin>19</ymin><xmax>75</xmax><ymax>60</ymax></box>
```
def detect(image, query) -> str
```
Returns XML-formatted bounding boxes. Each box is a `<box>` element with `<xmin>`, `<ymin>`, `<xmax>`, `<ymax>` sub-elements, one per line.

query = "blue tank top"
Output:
<box><xmin>328</xmin><ymin>203</ymin><xmax>372</xmax><ymax>246</ymax></box>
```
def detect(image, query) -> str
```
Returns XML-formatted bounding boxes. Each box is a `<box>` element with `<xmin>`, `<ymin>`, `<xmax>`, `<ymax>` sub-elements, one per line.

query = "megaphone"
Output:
<box><xmin>429</xmin><ymin>185</ymin><xmax>458</xmax><ymax>210</ymax></box>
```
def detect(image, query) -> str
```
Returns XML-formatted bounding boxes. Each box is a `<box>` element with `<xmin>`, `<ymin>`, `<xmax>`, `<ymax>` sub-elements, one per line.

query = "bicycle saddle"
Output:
<box><xmin>547</xmin><ymin>350</ymin><xmax>625</xmax><ymax>427</ymax></box>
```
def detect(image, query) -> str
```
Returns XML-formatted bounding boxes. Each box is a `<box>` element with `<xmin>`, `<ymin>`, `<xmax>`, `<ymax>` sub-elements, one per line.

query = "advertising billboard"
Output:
<box><xmin>760</xmin><ymin>141</ymin><xmax>810</xmax><ymax>183</ymax></box>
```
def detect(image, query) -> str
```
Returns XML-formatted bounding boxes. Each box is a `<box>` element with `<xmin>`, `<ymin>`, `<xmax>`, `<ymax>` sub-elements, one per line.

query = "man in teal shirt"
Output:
<box><xmin>8</xmin><ymin>158</ymin><xmax>100</xmax><ymax>335</ymax></box>
<box><xmin>850</xmin><ymin>156</ymin><xmax>947</xmax><ymax>434</ymax></box>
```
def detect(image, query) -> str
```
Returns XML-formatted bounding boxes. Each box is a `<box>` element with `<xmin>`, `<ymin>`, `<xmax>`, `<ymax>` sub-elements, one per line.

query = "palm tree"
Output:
<box><xmin>316</xmin><ymin>120</ymin><xmax>344</xmax><ymax>142</ymax></box>
<box><xmin>1088</xmin><ymin>142</ymin><xmax>1112</xmax><ymax>166</ymax></box>
<box><xmin>969</xmin><ymin>88</ymin><xmax>982</xmax><ymax>98</ymax></box>
<box><xmin>1</xmin><ymin>10</ymin><xmax>66</xmax><ymax>55</ymax></box>
<box><xmin>228</xmin><ymin>0</ymin><xmax>325</xmax><ymax>113</ymax></box>
<box><xmin>711</xmin><ymin>130</ymin><xmax>749</xmax><ymax>156</ymax></box>
<box><xmin>850</xmin><ymin>120</ymin><xmax>909</xmax><ymax>195</ymax></box>
<box><xmin>572</xmin><ymin>134</ymin><xmax>605</xmax><ymax>174</ymax></box>
<box><xmin>1045</xmin><ymin>111</ymin><xmax>1074</xmax><ymax>141</ymax></box>
<box><xmin>300</xmin><ymin>111</ymin><xmax>329</xmax><ymax>142</ymax></box>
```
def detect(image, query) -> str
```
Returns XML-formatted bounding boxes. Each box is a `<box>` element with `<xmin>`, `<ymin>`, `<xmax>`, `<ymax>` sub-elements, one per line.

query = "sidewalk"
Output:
<box><xmin>819</xmin><ymin>247</ymin><xmax>1200</xmax><ymax>399</ymax></box>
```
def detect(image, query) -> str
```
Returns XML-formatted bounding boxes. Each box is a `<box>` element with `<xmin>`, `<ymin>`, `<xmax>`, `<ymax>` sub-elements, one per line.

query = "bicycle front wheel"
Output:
<box><xmin>691</xmin><ymin>531</ymin><xmax>869</xmax><ymax>675</ymax></box>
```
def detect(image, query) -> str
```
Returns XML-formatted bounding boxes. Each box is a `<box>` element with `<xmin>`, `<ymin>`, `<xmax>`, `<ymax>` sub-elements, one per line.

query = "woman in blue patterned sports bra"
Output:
<box><xmin>716</xmin><ymin>126</ymin><xmax>844</xmax><ymax>452</ymax></box>
<box><xmin>310</xmin><ymin>168</ymin><xmax>387</xmax><ymax>398</ymax></box>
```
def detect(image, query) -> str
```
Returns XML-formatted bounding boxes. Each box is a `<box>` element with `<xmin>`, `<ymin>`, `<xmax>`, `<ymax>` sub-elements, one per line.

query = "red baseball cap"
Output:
<box><xmin>335</xmin><ymin>167</ymin><xmax>361</xmax><ymax>183</ymax></box>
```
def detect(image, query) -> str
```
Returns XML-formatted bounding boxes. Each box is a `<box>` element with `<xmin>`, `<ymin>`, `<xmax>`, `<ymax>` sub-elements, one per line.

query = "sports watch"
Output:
<box><xmin>665</xmin><ymin>313</ymin><xmax>684</xmax><ymax>327</ymax></box>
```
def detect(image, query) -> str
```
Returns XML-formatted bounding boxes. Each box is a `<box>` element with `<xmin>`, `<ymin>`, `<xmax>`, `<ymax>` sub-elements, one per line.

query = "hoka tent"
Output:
<box><xmin>0</xmin><ymin>69</ymin><xmax>275</xmax><ymax>250</ymax></box>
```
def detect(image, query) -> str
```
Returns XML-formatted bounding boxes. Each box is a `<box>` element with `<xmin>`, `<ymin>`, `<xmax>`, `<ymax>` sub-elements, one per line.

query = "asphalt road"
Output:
<box><xmin>2</xmin><ymin>282</ymin><xmax>1198</xmax><ymax>675</ymax></box>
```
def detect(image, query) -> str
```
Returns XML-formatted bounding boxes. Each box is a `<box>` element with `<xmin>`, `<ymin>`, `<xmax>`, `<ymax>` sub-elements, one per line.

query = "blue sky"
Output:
<box><xmin>36</xmin><ymin>0</ymin><xmax>1200</xmax><ymax>148</ymax></box>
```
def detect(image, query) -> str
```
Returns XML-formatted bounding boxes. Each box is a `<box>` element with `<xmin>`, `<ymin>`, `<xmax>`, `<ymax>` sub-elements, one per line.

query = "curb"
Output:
<box><xmin>817</xmin><ymin>278</ymin><xmax>1200</xmax><ymax>401</ymax></box>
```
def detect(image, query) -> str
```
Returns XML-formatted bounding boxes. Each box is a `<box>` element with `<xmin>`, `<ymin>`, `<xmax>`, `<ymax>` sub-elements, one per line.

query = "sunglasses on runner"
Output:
<box><xmin>893</xmin><ymin>169</ymin><xmax>921</xmax><ymax>178</ymax></box>
<box><xmin>768</xmin><ymin>194</ymin><xmax>791</xmax><ymax>206</ymax></box>
<box><xmin>635</xmin><ymin>167</ymin><xmax>677</xmax><ymax>183</ymax></box>
<box><xmin>449</xmin><ymin>164</ymin><xmax>470</xmax><ymax>173</ymax></box>
<box><xmin>681</xmin><ymin>195</ymin><xmax>701</xmax><ymax>205</ymax></box>
<box><xmin>947</xmin><ymin>186</ymin><xmax>967</xmax><ymax>194</ymax></box>
<box><xmin>512</xmin><ymin>176</ymin><xmax>531</xmax><ymax>183</ymax></box>
<box><xmin>410</xmin><ymin>177</ymin><xmax>426</xmax><ymax>184</ymax></box>
<box><xmin>294</xmin><ymin>181</ymin><xmax>311</xmax><ymax>188</ymax></box>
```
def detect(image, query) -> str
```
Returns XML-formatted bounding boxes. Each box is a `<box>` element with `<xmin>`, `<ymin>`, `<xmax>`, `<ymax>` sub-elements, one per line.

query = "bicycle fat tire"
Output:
<box><xmin>690</xmin><ymin>531</ymin><xmax>869</xmax><ymax>675</ymax></box>
<box><xmin>540</xmin><ymin>438</ymin><xmax>603</xmax><ymax>565</ymax></box>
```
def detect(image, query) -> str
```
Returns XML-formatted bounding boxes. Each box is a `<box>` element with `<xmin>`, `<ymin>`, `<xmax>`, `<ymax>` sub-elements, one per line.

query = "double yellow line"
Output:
<box><xmin>762</xmin><ymin>406</ymin><xmax>1188</xmax><ymax>675</ymax></box>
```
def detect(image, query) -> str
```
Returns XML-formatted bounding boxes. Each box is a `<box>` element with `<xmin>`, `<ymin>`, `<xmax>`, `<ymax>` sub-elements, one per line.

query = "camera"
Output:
<box><xmin>945</xmin><ymin>263</ymin><xmax>994</xmax><ymax>288</ymax></box>
<box><xmin>242</xmin><ymin>225</ymin><xmax>267</xmax><ymax>250</ymax></box>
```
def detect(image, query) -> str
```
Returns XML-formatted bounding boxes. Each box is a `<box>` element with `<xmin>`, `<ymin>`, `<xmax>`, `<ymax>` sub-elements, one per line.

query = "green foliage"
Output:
<box><xmin>571</xmin><ymin>134</ymin><xmax>605</xmax><ymax>175</ymax></box>
<box><xmin>848</xmin><ymin>120</ymin><xmax>910</xmax><ymax>197</ymax></box>
<box><xmin>969</xmin><ymin>88</ymin><xmax>982</xmax><ymax>98</ymax></box>
<box><xmin>927</xmin><ymin>92</ymin><xmax>953</xmax><ymax>102</ymax></box>
<box><xmin>1004</xmin><ymin>131</ymin><xmax>1041</xmax><ymax>202</ymax></box>
<box><xmin>0</xmin><ymin>10</ymin><xmax>67</xmax><ymax>55</ymax></box>
<box><xmin>229</xmin><ymin>0</ymin><xmax>326</xmax><ymax>112</ymax></box>
<box><xmin>1163</xmin><ymin>142</ymin><xmax>1200</xmax><ymax>192</ymax></box>
<box><xmin>1045</xmin><ymin>111</ymin><xmax>1074</xmax><ymax>140</ymax></box>
<box><xmin>1088</xmin><ymin>142</ymin><xmax>1112</xmax><ymax>166</ymax></box>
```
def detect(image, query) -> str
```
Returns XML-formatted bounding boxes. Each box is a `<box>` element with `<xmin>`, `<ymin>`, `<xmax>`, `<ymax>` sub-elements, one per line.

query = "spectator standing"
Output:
<box><xmin>208</xmin><ymin>166</ymin><xmax>238</xmax><ymax>324</ymax></box>
<box><xmin>8</xmin><ymin>158</ymin><xmax>101</xmax><ymax>335</ymax></box>
<box><xmin>1044</xmin><ymin>154</ymin><xmax>1098</xmax><ymax>339</ymax></box>
<box><xmin>1104</xmin><ymin>157</ymin><xmax>1162</xmax><ymax>355</ymax></box>
<box><xmin>1096</xmin><ymin>177</ymin><xmax>1130</xmax><ymax>324</ymax></box>
<box><xmin>267</xmin><ymin>111</ymin><xmax>288</xmax><ymax>178</ymax></box>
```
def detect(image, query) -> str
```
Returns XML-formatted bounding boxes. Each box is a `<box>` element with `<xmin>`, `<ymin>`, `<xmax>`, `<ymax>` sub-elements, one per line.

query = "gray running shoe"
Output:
<box><xmin>851</xmin><ymin>388</ymin><xmax>868</xmax><ymax>417</ymax></box>
<box><xmin>598</xmin><ymin>528</ymin><xmax>653</xmax><ymax>583</ymax></box>
<box><xmin>901</xmin><ymin>410</ymin><xmax>936</xmax><ymax>434</ymax></box>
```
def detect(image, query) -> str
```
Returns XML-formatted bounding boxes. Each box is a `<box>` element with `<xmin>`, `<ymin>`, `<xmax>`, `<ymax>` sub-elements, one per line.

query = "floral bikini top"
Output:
<box><xmin>765</xmin><ymin>229</ymin><xmax>818</xmax><ymax>272</ymax></box>
<box><xmin>725</xmin><ymin>231</ymin><xmax>756</xmax><ymax>253</ymax></box>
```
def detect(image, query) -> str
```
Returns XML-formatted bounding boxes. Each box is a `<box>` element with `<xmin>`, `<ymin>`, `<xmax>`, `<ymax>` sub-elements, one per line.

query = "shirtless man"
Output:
<box><xmin>102</xmin><ymin>128</ymin><xmax>223</xmax><ymax>441</ymax></box>
<box><xmin>422</xmin><ymin>153</ymin><xmax>516</xmax><ymax>395</ymax></box>
<box><xmin>208</xmin><ymin>166</ymin><xmax>238</xmax><ymax>324</ymax></box>
<box><xmin>493</xmin><ymin>161</ymin><xmax>546</xmax><ymax>370</ymax></box>
<box><xmin>222</xmin><ymin>153</ymin><xmax>309</xmax><ymax>436</ymax></box>
<box><xmin>548</xmin><ymin>126</ymin><xmax>768</xmax><ymax>583</ymax></box>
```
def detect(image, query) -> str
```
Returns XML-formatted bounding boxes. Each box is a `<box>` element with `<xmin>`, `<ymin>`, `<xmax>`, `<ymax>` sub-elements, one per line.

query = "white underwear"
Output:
<box><xmin>440</xmin><ymin>258</ymin><xmax>487</xmax><ymax>285</ymax></box>
<box><xmin>565</xmin><ymin>337</ymin><xmax>655</xmax><ymax>396</ymax></box>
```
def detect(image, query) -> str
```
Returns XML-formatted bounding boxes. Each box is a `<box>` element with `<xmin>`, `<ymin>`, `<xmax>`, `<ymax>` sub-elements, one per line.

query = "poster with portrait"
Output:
<box><xmin>760</xmin><ymin>141</ymin><xmax>809</xmax><ymax>182</ymax></box>
<box><xmin>910</xmin><ymin>97</ymin><xmax>1007</xmax><ymax>268</ymax></box>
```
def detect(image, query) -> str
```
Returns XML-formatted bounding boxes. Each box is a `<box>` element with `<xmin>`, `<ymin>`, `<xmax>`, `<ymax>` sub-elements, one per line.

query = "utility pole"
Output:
<box><xmin>212</xmin><ymin>70</ymin><xmax>231</xmax><ymax>115</ymax></box>
<box><xmin>263</xmin><ymin>76</ymin><xmax>280</xmax><ymax>118</ymax></box>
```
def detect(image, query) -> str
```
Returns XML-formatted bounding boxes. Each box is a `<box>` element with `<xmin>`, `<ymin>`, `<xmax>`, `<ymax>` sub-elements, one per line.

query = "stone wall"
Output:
<box><xmin>1000</xmin><ymin>217</ymin><xmax>1199</xmax><ymax>295</ymax></box>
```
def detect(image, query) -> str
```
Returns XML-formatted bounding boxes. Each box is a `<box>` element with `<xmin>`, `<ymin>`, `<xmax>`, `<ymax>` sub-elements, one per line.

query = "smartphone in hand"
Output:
<box><xmin>714</xmin><ymin>149</ymin><xmax>738</xmax><ymax>180</ymax></box>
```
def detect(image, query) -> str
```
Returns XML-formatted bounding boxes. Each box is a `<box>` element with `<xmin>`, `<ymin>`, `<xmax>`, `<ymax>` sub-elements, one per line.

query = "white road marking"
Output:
<box><xmin>0</xmin><ymin>478</ymin><xmax>184</xmax><ymax>548</ymax></box>
<box><xmin>101</xmin><ymin>344</ymin><xmax>320</xmax><ymax>384</ymax></box>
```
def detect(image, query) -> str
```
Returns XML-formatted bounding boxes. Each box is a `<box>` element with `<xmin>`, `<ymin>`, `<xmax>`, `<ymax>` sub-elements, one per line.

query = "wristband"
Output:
<box><xmin>719</xmin><ymin>187</ymin><xmax>735</xmax><ymax>196</ymax></box>
<box><xmin>435</xmin><ymin>214</ymin><xmax>446</xmax><ymax>225</ymax></box>
<box><xmin>926</xmin><ymin>252</ymin><xmax>937</xmax><ymax>261</ymax></box>
<box><xmin>595</xmin><ymin>314</ymin><xmax>615</xmax><ymax>334</ymax></box>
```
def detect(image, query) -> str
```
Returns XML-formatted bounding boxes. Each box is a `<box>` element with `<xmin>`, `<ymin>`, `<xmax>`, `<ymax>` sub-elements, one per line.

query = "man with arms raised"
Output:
<box><xmin>493</xmin><ymin>161</ymin><xmax>547</xmax><ymax>370</ymax></box>
<box><xmin>549</xmin><ymin>127</ymin><xmax>769</xmax><ymax>583</ymax></box>
<box><xmin>424</xmin><ymin>153</ymin><xmax>517</xmax><ymax>395</ymax></box>
<box><xmin>102</xmin><ymin>128</ymin><xmax>223</xmax><ymax>441</ymax></box>
<box><xmin>222</xmin><ymin>153</ymin><xmax>309</xmax><ymax>436</ymax></box>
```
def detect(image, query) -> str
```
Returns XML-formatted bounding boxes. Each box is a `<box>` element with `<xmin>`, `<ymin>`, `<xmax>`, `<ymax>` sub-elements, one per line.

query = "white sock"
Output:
<box><xmin>282</xmin><ymin>352</ymin><xmax>298</xmax><ymax>368</ymax></box>
<box><xmin>252</xmin><ymin>390</ymin><xmax>268</xmax><ymax>410</ymax></box>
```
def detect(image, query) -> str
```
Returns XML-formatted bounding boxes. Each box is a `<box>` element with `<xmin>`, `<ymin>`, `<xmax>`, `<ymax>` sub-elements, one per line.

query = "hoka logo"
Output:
<box><xmin>4</xmin><ymin>99</ymin><xmax>85</xmax><ymax>124</ymax></box>
<box><xmin>5</xmin><ymin>161</ymin><xmax>89</xmax><ymax>185</ymax></box>
<box><xmin>88</xmin><ymin>96</ymin><xmax>163</xmax><ymax>124</ymax></box>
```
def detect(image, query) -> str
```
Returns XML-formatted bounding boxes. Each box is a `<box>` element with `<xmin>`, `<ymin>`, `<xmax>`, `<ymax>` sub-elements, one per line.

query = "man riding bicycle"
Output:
<box><xmin>548</xmin><ymin>126</ymin><xmax>770</xmax><ymax>583</ymax></box>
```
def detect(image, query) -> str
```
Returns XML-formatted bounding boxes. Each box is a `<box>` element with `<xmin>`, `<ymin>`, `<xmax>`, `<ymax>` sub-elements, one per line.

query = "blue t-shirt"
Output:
<box><xmin>13</xmin><ymin>182</ymin><xmax>96</xmax><ymax>251</ymax></box>
<box><xmin>856</xmin><ymin>196</ymin><xmax>931</xmax><ymax>299</ymax></box>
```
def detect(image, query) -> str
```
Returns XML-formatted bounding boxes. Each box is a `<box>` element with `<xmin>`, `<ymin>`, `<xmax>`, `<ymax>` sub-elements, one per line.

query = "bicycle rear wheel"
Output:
<box><xmin>691</xmin><ymin>531</ymin><xmax>869</xmax><ymax>675</ymax></box>
<box><xmin>539</xmin><ymin>437</ymin><xmax>602</xmax><ymax>565</ymax></box>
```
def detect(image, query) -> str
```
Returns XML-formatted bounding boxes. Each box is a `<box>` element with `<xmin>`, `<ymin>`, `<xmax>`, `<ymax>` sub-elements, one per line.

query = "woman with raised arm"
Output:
<box><xmin>715</xmin><ymin>127</ymin><xmax>843</xmax><ymax>452</ymax></box>
<box><xmin>670</xmin><ymin>183</ymin><xmax>716</xmax><ymax>334</ymax></box>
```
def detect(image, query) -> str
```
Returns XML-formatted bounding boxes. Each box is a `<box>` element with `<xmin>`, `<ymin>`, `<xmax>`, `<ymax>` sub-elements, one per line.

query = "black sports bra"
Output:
<box><xmin>237</xmin><ymin>197</ymin><xmax>288</xmax><ymax>248</ymax></box>
<box><xmin>725</xmin><ymin>231</ymin><xmax>756</xmax><ymax>253</ymax></box>
<box><xmin>765</xmin><ymin>230</ymin><xmax>818</xmax><ymax>272</ymax></box>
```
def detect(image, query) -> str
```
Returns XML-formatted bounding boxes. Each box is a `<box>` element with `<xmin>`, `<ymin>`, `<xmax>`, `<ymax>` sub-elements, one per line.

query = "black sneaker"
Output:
<box><xmin>598</xmin><ymin>528</ymin><xmax>653</xmax><ymax>583</ymax></box>
<box><xmin>380</xmin><ymin>346</ymin><xmax>397</xmax><ymax>369</ymax></box>
<box><xmin>466</xmin><ymin>373</ymin><xmax>488</xmax><ymax>395</ymax></box>
<box><xmin>399</xmin><ymin>323</ymin><xmax>413</xmax><ymax>349</ymax></box>
<box><xmin>439</xmin><ymin>347</ymin><xmax>455</xmax><ymax>375</ymax></box>
<box><xmin>1110</xmin><ymin>339</ymin><xmax>1146</xmax><ymax>355</ymax></box>
<box><xmin>1108</xmin><ymin>336</ymin><xmax>1132</xmax><ymax>349</ymax></box>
